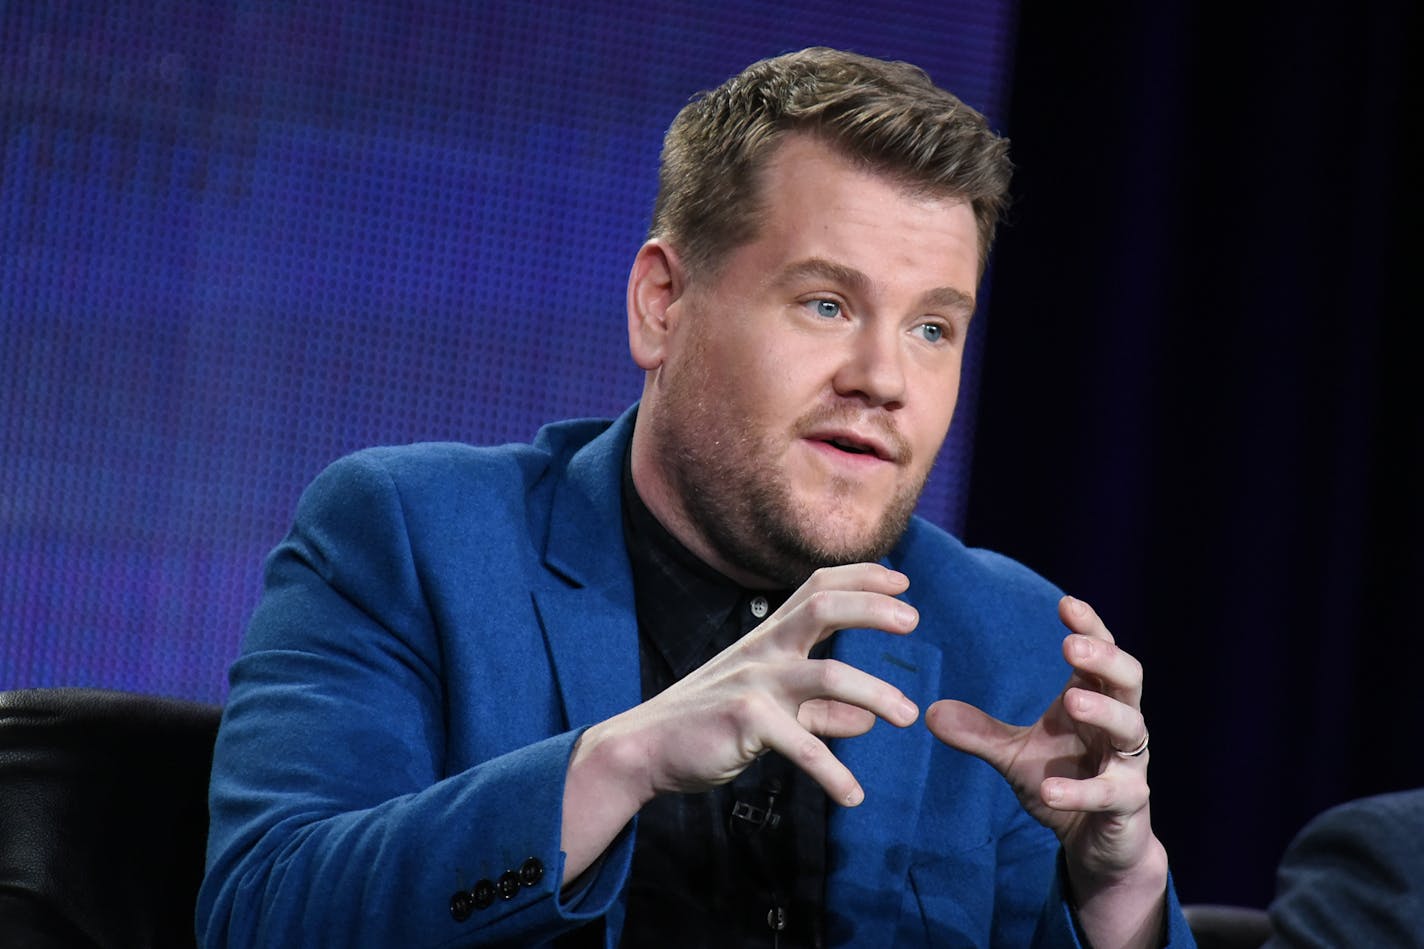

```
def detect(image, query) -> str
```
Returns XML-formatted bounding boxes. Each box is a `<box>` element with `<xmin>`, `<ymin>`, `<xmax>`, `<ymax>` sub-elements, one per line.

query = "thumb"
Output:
<box><xmin>926</xmin><ymin>699</ymin><xmax>1019</xmax><ymax>773</ymax></box>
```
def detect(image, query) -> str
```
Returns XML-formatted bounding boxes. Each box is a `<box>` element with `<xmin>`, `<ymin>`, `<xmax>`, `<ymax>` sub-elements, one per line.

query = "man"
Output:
<box><xmin>198</xmin><ymin>48</ymin><xmax>1191</xmax><ymax>948</ymax></box>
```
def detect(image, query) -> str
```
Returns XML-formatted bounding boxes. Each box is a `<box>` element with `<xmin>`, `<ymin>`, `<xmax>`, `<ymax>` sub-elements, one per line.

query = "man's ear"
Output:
<box><xmin>626</xmin><ymin>239</ymin><xmax>687</xmax><ymax>371</ymax></box>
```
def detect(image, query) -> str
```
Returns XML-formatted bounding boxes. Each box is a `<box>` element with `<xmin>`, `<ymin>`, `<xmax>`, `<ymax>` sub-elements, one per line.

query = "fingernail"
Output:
<box><xmin>1073</xmin><ymin>636</ymin><xmax>1092</xmax><ymax>660</ymax></box>
<box><xmin>1044</xmin><ymin>782</ymin><xmax>1062</xmax><ymax>806</ymax></box>
<box><xmin>899</xmin><ymin>699</ymin><xmax>918</xmax><ymax>722</ymax></box>
<box><xmin>846</xmin><ymin>786</ymin><xmax>864</xmax><ymax>806</ymax></box>
<box><xmin>895</xmin><ymin>604</ymin><xmax>917</xmax><ymax>627</ymax></box>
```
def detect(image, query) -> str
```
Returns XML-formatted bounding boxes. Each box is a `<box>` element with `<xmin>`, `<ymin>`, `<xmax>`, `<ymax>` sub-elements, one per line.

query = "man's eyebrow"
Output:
<box><xmin>776</xmin><ymin>257</ymin><xmax>976</xmax><ymax>315</ymax></box>
<box><xmin>922</xmin><ymin>285</ymin><xmax>977</xmax><ymax>317</ymax></box>
<box><xmin>776</xmin><ymin>257</ymin><xmax>871</xmax><ymax>294</ymax></box>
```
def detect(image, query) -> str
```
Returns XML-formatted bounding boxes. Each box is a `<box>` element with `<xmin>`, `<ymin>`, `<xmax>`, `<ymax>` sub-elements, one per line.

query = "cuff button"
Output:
<box><xmin>497</xmin><ymin>870</ymin><xmax>521</xmax><ymax>900</ymax></box>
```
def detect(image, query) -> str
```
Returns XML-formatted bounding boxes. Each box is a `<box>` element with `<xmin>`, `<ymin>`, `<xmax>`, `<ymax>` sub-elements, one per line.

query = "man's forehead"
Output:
<box><xmin>757</xmin><ymin>137</ymin><xmax>981</xmax><ymax>257</ymax></box>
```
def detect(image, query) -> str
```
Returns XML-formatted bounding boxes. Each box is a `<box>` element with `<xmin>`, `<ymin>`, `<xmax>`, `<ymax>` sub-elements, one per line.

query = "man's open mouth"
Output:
<box><xmin>826</xmin><ymin>437</ymin><xmax>874</xmax><ymax>455</ymax></box>
<box><xmin>811</xmin><ymin>432</ymin><xmax>894</xmax><ymax>461</ymax></box>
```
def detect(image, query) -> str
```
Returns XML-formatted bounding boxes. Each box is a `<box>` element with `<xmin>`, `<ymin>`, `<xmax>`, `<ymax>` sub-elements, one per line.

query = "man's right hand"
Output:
<box><xmin>559</xmin><ymin>562</ymin><xmax>920</xmax><ymax>883</ymax></box>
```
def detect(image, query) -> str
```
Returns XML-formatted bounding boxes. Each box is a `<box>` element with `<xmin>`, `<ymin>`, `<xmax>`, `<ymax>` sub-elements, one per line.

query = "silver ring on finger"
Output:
<box><xmin>1114</xmin><ymin>730</ymin><xmax>1149</xmax><ymax>758</ymax></box>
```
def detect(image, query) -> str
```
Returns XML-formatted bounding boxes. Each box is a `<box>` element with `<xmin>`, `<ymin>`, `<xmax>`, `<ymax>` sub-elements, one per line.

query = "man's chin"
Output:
<box><xmin>786</xmin><ymin>514</ymin><xmax>906</xmax><ymax>568</ymax></box>
<box><xmin>713</xmin><ymin>508</ymin><xmax>910</xmax><ymax>588</ymax></box>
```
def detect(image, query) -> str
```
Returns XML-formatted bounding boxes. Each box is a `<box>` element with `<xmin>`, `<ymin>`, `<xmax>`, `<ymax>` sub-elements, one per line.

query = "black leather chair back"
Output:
<box><xmin>0</xmin><ymin>688</ymin><xmax>222</xmax><ymax>949</ymax></box>
<box><xmin>1184</xmin><ymin>903</ymin><xmax>1273</xmax><ymax>949</ymax></box>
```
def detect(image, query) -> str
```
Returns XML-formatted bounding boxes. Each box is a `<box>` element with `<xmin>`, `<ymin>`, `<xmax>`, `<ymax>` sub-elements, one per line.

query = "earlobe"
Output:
<box><xmin>626</xmin><ymin>240</ymin><xmax>686</xmax><ymax>371</ymax></box>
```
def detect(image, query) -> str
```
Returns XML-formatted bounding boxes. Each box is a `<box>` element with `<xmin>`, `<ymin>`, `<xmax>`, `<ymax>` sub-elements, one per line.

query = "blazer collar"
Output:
<box><xmin>531</xmin><ymin>406</ymin><xmax>643</xmax><ymax>730</ymax></box>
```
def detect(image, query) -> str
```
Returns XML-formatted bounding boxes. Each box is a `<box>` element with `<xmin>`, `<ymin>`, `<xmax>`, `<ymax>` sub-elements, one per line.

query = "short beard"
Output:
<box><xmin>657</xmin><ymin>398</ymin><xmax>926</xmax><ymax>589</ymax></box>
<box><xmin>688</xmin><ymin>451</ymin><xmax>923</xmax><ymax>587</ymax></box>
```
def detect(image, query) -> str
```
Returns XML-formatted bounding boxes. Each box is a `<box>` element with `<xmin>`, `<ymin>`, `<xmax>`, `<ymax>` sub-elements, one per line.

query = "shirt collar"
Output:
<box><xmin>620</xmin><ymin>445</ymin><xmax>789</xmax><ymax>680</ymax></box>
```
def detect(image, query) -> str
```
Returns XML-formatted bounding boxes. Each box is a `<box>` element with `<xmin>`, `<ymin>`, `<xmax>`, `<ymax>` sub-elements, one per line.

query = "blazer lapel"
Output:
<box><xmin>529</xmin><ymin>410</ymin><xmax>643</xmax><ymax>730</ymax></box>
<box><xmin>824</xmin><ymin>626</ymin><xmax>942</xmax><ymax>946</ymax></box>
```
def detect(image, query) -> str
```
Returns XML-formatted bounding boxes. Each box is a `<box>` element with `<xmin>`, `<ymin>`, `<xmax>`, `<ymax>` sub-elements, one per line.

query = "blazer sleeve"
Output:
<box><xmin>197</xmin><ymin>450</ymin><xmax>633</xmax><ymax>948</ymax></box>
<box><xmin>1031</xmin><ymin>858</ymin><xmax>1195</xmax><ymax>948</ymax></box>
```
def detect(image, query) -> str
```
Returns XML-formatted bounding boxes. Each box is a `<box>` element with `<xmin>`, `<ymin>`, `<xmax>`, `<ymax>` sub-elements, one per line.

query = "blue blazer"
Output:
<box><xmin>198</xmin><ymin>408</ymin><xmax>1191</xmax><ymax>947</ymax></box>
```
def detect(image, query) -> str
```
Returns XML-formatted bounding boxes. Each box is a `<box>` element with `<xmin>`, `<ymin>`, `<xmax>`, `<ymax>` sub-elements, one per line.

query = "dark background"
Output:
<box><xmin>4</xmin><ymin>0</ymin><xmax>1420</xmax><ymax>914</ymax></box>
<box><xmin>971</xmin><ymin>2</ymin><xmax>1423</xmax><ymax>907</ymax></box>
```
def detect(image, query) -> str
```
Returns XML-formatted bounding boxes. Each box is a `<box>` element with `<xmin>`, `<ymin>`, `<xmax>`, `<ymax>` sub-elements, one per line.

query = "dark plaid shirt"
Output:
<box><xmin>616</xmin><ymin>455</ymin><xmax>828</xmax><ymax>949</ymax></box>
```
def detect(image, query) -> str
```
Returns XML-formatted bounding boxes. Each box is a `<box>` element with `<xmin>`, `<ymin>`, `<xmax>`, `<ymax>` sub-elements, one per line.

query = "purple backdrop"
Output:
<box><xmin>1</xmin><ymin>1</ymin><xmax>1018</xmax><ymax>701</ymax></box>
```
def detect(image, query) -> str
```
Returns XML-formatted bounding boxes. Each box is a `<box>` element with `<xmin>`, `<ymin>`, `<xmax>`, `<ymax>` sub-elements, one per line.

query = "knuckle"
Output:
<box><xmin>795</xmin><ymin>736</ymin><xmax>825</xmax><ymax>767</ymax></box>
<box><xmin>880</xmin><ymin>600</ymin><xmax>908</xmax><ymax>629</ymax></box>
<box><xmin>1115</xmin><ymin>779</ymin><xmax>1149</xmax><ymax>815</ymax></box>
<box><xmin>796</xmin><ymin>698</ymin><xmax>828</xmax><ymax>731</ymax></box>
<box><xmin>728</xmin><ymin>690</ymin><xmax>768</xmax><ymax>724</ymax></box>
<box><xmin>803</xmin><ymin>590</ymin><xmax>835</xmax><ymax>625</ymax></box>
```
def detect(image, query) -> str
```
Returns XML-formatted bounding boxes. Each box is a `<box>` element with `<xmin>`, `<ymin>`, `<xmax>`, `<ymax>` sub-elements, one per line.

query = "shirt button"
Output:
<box><xmin>750</xmin><ymin>596</ymin><xmax>769</xmax><ymax>619</ymax></box>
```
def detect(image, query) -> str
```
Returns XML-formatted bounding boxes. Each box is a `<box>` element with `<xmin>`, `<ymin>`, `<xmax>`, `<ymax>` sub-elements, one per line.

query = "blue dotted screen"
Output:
<box><xmin>1</xmin><ymin>1</ymin><xmax>1017</xmax><ymax>701</ymax></box>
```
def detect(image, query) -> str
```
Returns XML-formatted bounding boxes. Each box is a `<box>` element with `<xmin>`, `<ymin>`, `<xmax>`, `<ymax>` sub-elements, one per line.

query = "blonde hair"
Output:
<box><xmin>650</xmin><ymin>47</ymin><xmax>1012</xmax><ymax>280</ymax></box>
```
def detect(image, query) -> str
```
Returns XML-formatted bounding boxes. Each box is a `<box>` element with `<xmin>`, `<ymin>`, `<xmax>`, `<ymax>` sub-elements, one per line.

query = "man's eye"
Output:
<box><xmin>916</xmin><ymin>322</ymin><xmax>947</xmax><ymax>343</ymax></box>
<box><xmin>809</xmin><ymin>299</ymin><xmax>841</xmax><ymax>319</ymax></box>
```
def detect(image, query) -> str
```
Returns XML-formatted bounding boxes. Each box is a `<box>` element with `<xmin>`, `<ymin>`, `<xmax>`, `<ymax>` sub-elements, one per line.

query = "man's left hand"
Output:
<box><xmin>926</xmin><ymin>595</ymin><xmax>1168</xmax><ymax>949</ymax></box>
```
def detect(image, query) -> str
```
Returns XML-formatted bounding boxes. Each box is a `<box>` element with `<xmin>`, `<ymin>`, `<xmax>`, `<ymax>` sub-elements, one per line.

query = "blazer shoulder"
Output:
<box><xmin>301</xmin><ymin>416</ymin><xmax>616</xmax><ymax>515</ymax></box>
<box><xmin>892</xmin><ymin>517</ymin><xmax>1064</xmax><ymax>623</ymax></box>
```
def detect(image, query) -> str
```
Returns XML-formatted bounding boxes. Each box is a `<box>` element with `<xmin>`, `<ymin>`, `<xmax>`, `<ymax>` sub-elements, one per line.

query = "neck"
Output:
<box><xmin>628</xmin><ymin>419</ymin><xmax>781</xmax><ymax>591</ymax></box>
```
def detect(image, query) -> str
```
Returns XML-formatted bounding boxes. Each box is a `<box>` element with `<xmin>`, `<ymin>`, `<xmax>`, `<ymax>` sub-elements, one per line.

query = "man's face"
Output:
<box><xmin>631</xmin><ymin>133</ymin><xmax>980</xmax><ymax>588</ymax></box>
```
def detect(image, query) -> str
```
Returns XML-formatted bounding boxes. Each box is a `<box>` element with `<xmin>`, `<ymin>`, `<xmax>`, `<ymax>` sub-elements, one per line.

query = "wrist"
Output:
<box><xmin>560</xmin><ymin>721</ymin><xmax>656</xmax><ymax>885</ymax></box>
<box><xmin>1068</xmin><ymin>835</ymin><xmax>1170</xmax><ymax>949</ymax></box>
<box><xmin>568</xmin><ymin>718</ymin><xmax>660</xmax><ymax>813</ymax></box>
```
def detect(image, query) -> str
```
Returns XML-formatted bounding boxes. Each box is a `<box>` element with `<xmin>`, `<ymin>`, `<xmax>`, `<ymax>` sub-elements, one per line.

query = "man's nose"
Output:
<box><xmin>832</xmin><ymin>323</ymin><xmax>906</xmax><ymax>408</ymax></box>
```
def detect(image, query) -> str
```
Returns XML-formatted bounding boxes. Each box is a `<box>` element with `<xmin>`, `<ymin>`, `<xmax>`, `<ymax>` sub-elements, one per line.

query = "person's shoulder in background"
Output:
<box><xmin>1265</xmin><ymin>788</ymin><xmax>1424</xmax><ymax>948</ymax></box>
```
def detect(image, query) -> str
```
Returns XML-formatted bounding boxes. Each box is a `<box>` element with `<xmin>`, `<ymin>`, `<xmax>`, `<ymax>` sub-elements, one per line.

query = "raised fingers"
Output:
<box><xmin>793</xmin><ymin>562</ymin><xmax>912</xmax><ymax>598</ymax></box>
<box><xmin>1061</xmin><ymin>600</ymin><xmax>1143</xmax><ymax>708</ymax></box>
<box><xmin>763</xmin><ymin>565</ymin><xmax>918</xmax><ymax>654</ymax></box>
<box><xmin>795</xmin><ymin>698</ymin><xmax>876</xmax><ymax>738</ymax></box>
<box><xmin>774</xmin><ymin>563</ymin><xmax>910</xmax><ymax>619</ymax></box>
<box><xmin>785</xmin><ymin>658</ymin><xmax>919</xmax><ymax>733</ymax></box>
<box><xmin>1059</xmin><ymin>594</ymin><xmax>1114</xmax><ymax>643</ymax></box>
<box><xmin>1041</xmin><ymin>771</ymin><xmax>1150</xmax><ymax>815</ymax></box>
<box><xmin>758</xmin><ymin>705</ymin><xmax>867</xmax><ymax>806</ymax></box>
<box><xmin>1064</xmin><ymin>687</ymin><xmax>1148</xmax><ymax>760</ymax></box>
